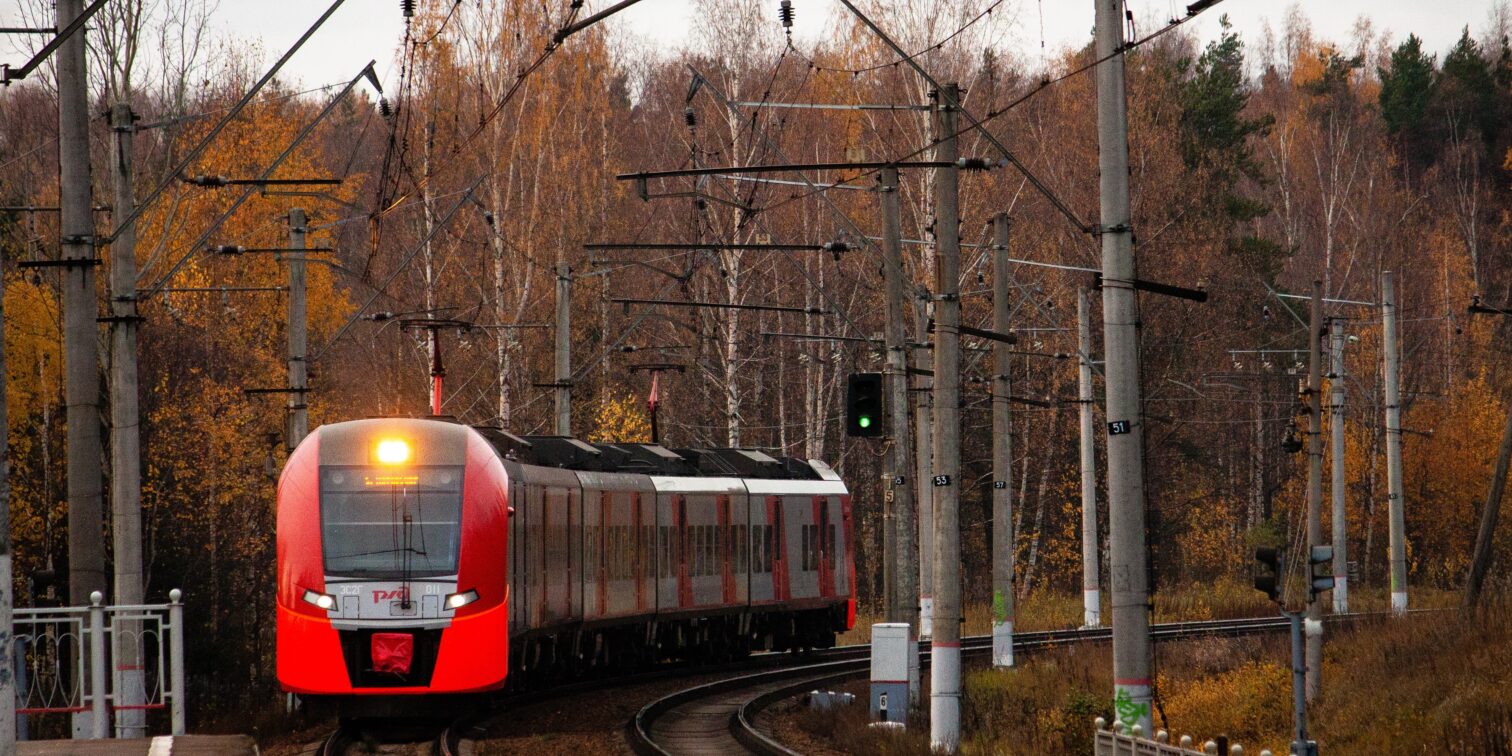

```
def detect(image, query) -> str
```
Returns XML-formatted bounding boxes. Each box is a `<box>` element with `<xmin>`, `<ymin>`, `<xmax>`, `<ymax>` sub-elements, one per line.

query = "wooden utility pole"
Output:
<box><xmin>1328</xmin><ymin>318</ymin><xmax>1349</xmax><ymax>614</ymax></box>
<box><xmin>929</xmin><ymin>81</ymin><xmax>963</xmax><ymax>753</ymax></box>
<box><xmin>109</xmin><ymin>101</ymin><xmax>148</xmax><ymax>738</ymax></box>
<box><xmin>1094</xmin><ymin>0</ymin><xmax>1152</xmax><ymax>734</ymax></box>
<box><xmin>1382</xmin><ymin>270</ymin><xmax>1407</xmax><ymax>614</ymax></box>
<box><xmin>59</xmin><ymin>0</ymin><xmax>107</xmax><ymax>616</ymax></box>
<box><xmin>287</xmin><ymin>209</ymin><xmax>309</xmax><ymax>450</ymax></box>
<box><xmin>990</xmin><ymin>213</ymin><xmax>1015</xmax><ymax>668</ymax></box>
<box><xmin>1305</xmin><ymin>281</ymin><xmax>1324</xmax><ymax>702</ymax></box>
<box><xmin>1464</xmin><ymin>300</ymin><xmax>1512</xmax><ymax>608</ymax></box>
<box><xmin>1466</xmin><ymin>403</ymin><xmax>1512</xmax><ymax>607</ymax></box>
<box><xmin>914</xmin><ymin>295</ymin><xmax>934</xmax><ymax>640</ymax></box>
<box><xmin>1078</xmin><ymin>287</ymin><xmax>1101</xmax><ymax>627</ymax></box>
<box><xmin>555</xmin><ymin>260</ymin><xmax>572</xmax><ymax>435</ymax></box>
<box><xmin>879</xmin><ymin>166</ymin><xmax>917</xmax><ymax>633</ymax></box>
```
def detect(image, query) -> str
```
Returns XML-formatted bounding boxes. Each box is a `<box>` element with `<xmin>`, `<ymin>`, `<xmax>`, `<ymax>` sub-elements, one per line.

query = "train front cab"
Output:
<box><xmin>277</xmin><ymin>419</ymin><xmax>511</xmax><ymax>713</ymax></box>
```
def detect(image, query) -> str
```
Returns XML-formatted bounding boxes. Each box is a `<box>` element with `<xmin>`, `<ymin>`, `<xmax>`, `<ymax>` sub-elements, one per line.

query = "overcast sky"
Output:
<box><xmin>3</xmin><ymin>1</ymin><xmax>1506</xmax><ymax>94</ymax></box>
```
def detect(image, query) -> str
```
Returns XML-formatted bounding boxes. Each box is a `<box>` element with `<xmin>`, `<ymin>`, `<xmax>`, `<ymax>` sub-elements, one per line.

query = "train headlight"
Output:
<box><xmin>444</xmin><ymin>589</ymin><xmax>479</xmax><ymax>610</ymax></box>
<box><xmin>302</xmin><ymin>589</ymin><xmax>336</xmax><ymax>611</ymax></box>
<box><xmin>375</xmin><ymin>438</ymin><xmax>411</xmax><ymax>465</ymax></box>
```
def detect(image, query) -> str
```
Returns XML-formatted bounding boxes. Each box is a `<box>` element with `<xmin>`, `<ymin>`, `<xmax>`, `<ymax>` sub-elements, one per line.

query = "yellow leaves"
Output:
<box><xmin>585</xmin><ymin>385</ymin><xmax>651</xmax><ymax>443</ymax></box>
<box><xmin>1157</xmin><ymin>661</ymin><xmax>1291</xmax><ymax>743</ymax></box>
<box><xmin>3</xmin><ymin>274</ymin><xmax>62</xmax><ymax>428</ymax></box>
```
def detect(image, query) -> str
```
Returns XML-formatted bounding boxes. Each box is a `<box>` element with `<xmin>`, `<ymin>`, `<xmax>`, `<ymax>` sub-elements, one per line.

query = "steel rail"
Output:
<box><xmin>631</xmin><ymin>612</ymin><xmax>1402</xmax><ymax>755</ymax></box>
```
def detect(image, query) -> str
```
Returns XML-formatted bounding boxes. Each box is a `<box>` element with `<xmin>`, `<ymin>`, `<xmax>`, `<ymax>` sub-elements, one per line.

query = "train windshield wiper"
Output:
<box><xmin>326</xmin><ymin>546</ymin><xmax>430</xmax><ymax>560</ymax></box>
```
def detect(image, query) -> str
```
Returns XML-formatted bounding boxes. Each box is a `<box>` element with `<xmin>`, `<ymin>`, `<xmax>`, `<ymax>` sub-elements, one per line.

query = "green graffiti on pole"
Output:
<box><xmin>1113</xmin><ymin>687</ymin><xmax>1149</xmax><ymax>726</ymax></box>
<box><xmin>992</xmin><ymin>589</ymin><xmax>1008</xmax><ymax>622</ymax></box>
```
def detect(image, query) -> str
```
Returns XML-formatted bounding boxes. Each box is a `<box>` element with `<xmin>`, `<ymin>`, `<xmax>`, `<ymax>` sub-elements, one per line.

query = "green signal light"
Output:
<box><xmin>858</xmin><ymin>416</ymin><xmax>872</xmax><ymax>429</ymax></box>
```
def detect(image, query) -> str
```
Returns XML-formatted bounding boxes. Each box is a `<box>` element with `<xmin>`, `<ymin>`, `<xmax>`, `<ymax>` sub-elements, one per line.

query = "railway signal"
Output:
<box><xmin>846</xmin><ymin>372</ymin><xmax>884</xmax><ymax>438</ymax></box>
<box><xmin>1253</xmin><ymin>547</ymin><xmax>1281</xmax><ymax>602</ymax></box>
<box><xmin>1308</xmin><ymin>545</ymin><xmax>1335</xmax><ymax>602</ymax></box>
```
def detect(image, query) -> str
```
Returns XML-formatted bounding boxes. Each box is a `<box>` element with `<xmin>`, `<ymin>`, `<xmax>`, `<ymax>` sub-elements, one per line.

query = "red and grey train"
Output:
<box><xmin>276</xmin><ymin>417</ymin><xmax>855</xmax><ymax>714</ymax></box>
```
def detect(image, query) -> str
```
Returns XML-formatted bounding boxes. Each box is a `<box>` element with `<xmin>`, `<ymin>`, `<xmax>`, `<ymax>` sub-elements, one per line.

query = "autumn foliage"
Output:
<box><xmin>0</xmin><ymin>0</ymin><xmax>1511</xmax><ymax>727</ymax></box>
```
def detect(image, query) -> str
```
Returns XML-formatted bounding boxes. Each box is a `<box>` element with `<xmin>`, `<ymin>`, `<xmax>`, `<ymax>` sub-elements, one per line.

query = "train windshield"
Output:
<box><xmin>319</xmin><ymin>465</ymin><xmax>464</xmax><ymax>578</ymax></box>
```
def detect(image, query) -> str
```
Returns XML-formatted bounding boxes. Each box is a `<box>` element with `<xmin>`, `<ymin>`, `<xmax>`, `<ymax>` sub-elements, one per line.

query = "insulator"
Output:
<box><xmin>402</xmin><ymin>0</ymin><xmax>415</xmax><ymax>18</ymax></box>
<box><xmin>378</xmin><ymin>98</ymin><xmax>393</xmax><ymax>118</ymax></box>
<box><xmin>778</xmin><ymin>0</ymin><xmax>794</xmax><ymax>29</ymax></box>
<box><xmin>684</xmin><ymin>107</ymin><xmax>697</xmax><ymax>128</ymax></box>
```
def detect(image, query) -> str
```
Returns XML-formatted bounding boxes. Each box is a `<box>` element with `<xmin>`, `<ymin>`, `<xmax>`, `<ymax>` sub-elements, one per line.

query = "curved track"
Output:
<box><xmin>629</xmin><ymin>614</ymin><xmax>1374</xmax><ymax>756</ymax></box>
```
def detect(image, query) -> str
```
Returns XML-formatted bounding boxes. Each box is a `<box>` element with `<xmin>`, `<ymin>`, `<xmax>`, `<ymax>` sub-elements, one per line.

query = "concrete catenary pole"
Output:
<box><xmin>1305</xmin><ymin>280</ymin><xmax>1324</xmax><ymax>702</ymax></box>
<box><xmin>929</xmin><ymin>81</ymin><xmax>963</xmax><ymax>753</ymax></box>
<box><xmin>990</xmin><ymin>213</ymin><xmax>1015</xmax><ymax>668</ymax></box>
<box><xmin>1094</xmin><ymin>0</ymin><xmax>1153</xmax><ymax>733</ymax></box>
<box><xmin>880</xmin><ymin>166</ymin><xmax>917</xmax><ymax>633</ymax></box>
<box><xmin>59</xmin><ymin>0</ymin><xmax>108</xmax><ymax>614</ymax></box>
<box><xmin>555</xmin><ymin>260</ymin><xmax>572</xmax><ymax>436</ymax></box>
<box><xmin>1328</xmin><ymin>318</ymin><xmax>1349</xmax><ymax>613</ymax></box>
<box><xmin>287</xmin><ymin>209</ymin><xmax>309</xmax><ymax>450</ymax></box>
<box><xmin>1</xmin><ymin>248</ymin><xmax>16</xmax><ymax>753</ymax></box>
<box><xmin>1382</xmin><ymin>270</ymin><xmax>1407</xmax><ymax>615</ymax></box>
<box><xmin>913</xmin><ymin>295</ymin><xmax>935</xmax><ymax>640</ymax></box>
<box><xmin>1078</xmin><ymin>287</ymin><xmax>1101</xmax><ymax>628</ymax></box>
<box><xmin>109</xmin><ymin>102</ymin><xmax>148</xmax><ymax>738</ymax></box>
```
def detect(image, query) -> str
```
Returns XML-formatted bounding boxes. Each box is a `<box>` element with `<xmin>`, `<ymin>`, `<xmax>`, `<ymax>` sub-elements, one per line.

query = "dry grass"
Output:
<box><xmin>824</xmin><ymin>587</ymin><xmax>1501</xmax><ymax>755</ymax></box>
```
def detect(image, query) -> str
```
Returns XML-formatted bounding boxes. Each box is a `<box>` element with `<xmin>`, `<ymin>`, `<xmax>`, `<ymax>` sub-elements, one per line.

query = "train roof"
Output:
<box><xmin>470</xmin><ymin>427</ymin><xmax>827</xmax><ymax>480</ymax></box>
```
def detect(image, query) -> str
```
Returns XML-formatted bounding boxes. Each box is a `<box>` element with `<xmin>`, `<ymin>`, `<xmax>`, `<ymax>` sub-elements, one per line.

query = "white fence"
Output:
<box><xmin>1093</xmin><ymin>717</ymin><xmax>1275</xmax><ymax>756</ymax></box>
<box><xmin>13</xmin><ymin>589</ymin><xmax>185</xmax><ymax>739</ymax></box>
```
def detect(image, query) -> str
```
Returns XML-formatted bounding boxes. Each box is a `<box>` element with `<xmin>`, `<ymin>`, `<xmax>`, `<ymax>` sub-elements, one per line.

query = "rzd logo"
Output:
<box><xmin>372</xmin><ymin>588</ymin><xmax>410</xmax><ymax>604</ymax></box>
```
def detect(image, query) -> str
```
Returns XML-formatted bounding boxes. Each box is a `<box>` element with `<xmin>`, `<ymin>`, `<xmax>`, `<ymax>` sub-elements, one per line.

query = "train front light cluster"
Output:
<box><xmin>302</xmin><ymin>589</ymin><xmax>336</xmax><ymax>611</ymax></box>
<box><xmin>445</xmin><ymin>588</ymin><xmax>479</xmax><ymax>610</ymax></box>
<box><xmin>375</xmin><ymin>438</ymin><xmax>411</xmax><ymax>465</ymax></box>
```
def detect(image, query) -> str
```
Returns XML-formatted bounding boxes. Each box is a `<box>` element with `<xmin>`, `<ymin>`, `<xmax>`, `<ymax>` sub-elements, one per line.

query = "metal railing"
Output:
<box><xmin>13</xmin><ymin>589</ymin><xmax>185</xmax><ymax>739</ymax></box>
<box><xmin>1093</xmin><ymin>717</ymin><xmax>1275</xmax><ymax>756</ymax></box>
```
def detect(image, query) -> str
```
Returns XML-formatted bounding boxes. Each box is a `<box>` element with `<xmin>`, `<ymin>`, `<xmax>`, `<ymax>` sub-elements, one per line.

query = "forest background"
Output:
<box><xmin>2</xmin><ymin>0</ymin><xmax>1512</xmax><ymax>724</ymax></box>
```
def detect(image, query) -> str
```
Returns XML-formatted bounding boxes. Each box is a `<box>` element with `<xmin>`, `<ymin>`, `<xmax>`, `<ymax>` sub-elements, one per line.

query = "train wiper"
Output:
<box><xmin>325</xmin><ymin>546</ymin><xmax>430</xmax><ymax>559</ymax></box>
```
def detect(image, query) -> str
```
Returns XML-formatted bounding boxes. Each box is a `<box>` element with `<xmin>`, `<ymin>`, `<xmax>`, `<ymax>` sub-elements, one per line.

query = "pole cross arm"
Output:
<box><xmin>1469</xmin><ymin>296</ymin><xmax>1512</xmax><ymax>316</ymax></box>
<box><xmin>0</xmin><ymin>0</ymin><xmax>107</xmax><ymax>84</ymax></box>
<box><xmin>586</xmin><ymin>242</ymin><xmax>827</xmax><ymax>251</ymax></box>
<box><xmin>613</xmin><ymin>297</ymin><xmax>826</xmax><ymax>316</ymax></box>
<box><xmin>928</xmin><ymin>318</ymin><xmax>1019</xmax><ymax>344</ymax></box>
<box><xmin>619</xmin><ymin>161</ymin><xmax>954</xmax><ymax>182</ymax></box>
<box><xmin>1094</xmin><ymin>273</ymin><xmax>1209</xmax><ymax>302</ymax></box>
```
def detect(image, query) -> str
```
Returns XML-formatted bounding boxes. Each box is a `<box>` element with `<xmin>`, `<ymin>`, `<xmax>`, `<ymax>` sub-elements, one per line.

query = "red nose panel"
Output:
<box><xmin>371</xmin><ymin>632</ymin><xmax>414</xmax><ymax>675</ymax></box>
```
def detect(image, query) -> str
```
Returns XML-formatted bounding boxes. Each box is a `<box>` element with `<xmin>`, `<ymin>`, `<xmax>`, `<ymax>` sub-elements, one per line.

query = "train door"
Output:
<box><xmin>731</xmin><ymin>489</ymin><xmax>749</xmax><ymax>606</ymax></box>
<box><xmin>719</xmin><ymin>495</ymin><xmax>735</xmax><ymax>605</ymax></box>
<box><xmin>591</xmin><ymin>490</ymin><xmax>608</xmax><ymax>619</ymax></box>
<box><xmin>509</xmin><ymin>475</ymin><xmax>527</xmax><ymax>635</ymax></box>
<box><xmin>676</xmin><ymin>495</ymin><xmax>692</xmax><ymax>608</ymax></box>
<box><xmin>747</xmin><ymin>497</ymin><xmax>772</xmax><ymax>604</ymax></box>
<box><xmin>635</xmin><ymin>491</ymin><xmax>650</xmax><ymax>613</ymax></box>
<box><xmin>770</xmin><ymin>497</ymin><xmax>789</xmax><ymax>602</ymax></box>
<box><xmin>655</xmin><ymin>490</ymin><xmax>676</xmax><ymax>612</ymax></box>
<box><xmin>814</xmin><ymin>496</ymin><xmax>835</xmax><ymax>598</ymax></box>
<box><xmin>840</xmin><ymin>493</ymin><xmax>855</xmax><ymax>624</ymax></box>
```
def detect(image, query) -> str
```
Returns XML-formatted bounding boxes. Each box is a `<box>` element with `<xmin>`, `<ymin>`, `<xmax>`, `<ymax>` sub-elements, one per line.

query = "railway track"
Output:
<box><xmin>314</xmin><ymin>716</ymin><xmax>472</xmax><ymax>756</ymax></box>
<box><xmin>627</xmin><ymin>613</ymin><xmax>1379</xmax><ymax>756</ymax></box>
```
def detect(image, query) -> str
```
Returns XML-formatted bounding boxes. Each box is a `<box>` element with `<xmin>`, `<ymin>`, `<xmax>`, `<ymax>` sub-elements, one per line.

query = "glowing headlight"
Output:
<box><xmin>444</xmin><ymin>589</ymin><xmax>480</xmax><ymax>610</ymax></box>
<box><xmin>375</xmin><ymin>438</ymin><xmax>411</xmax><ymax>465</ymax></box>
<box><xmin>302</xmin><ymin>589</ymin><xmax>336</xmax><ymax>611</ymax></box>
